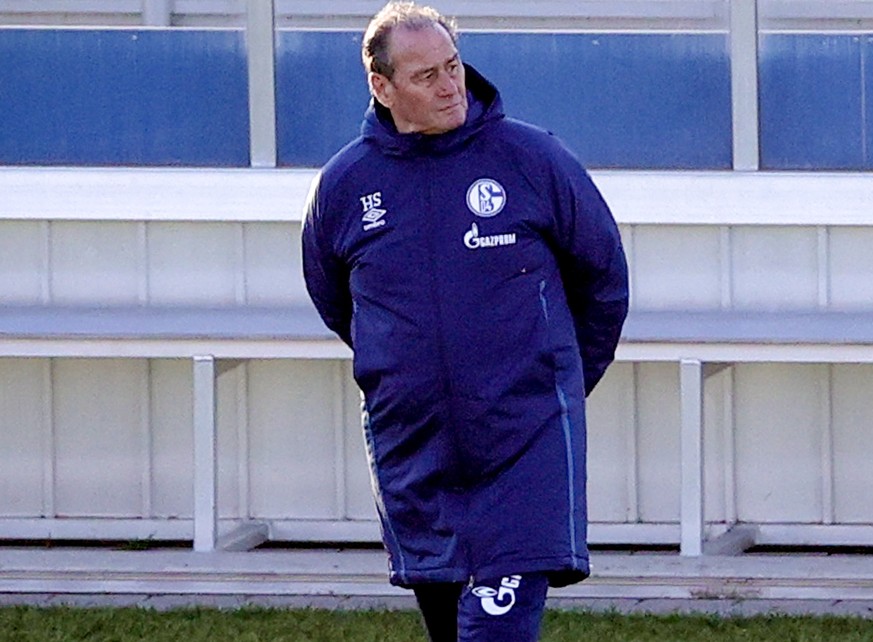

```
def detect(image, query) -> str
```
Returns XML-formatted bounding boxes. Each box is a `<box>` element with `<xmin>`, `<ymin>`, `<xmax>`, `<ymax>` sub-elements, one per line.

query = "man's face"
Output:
<box><xmin>370</xmin><ymin>24</ymin><xmax>468</xmax><ymax>135</ymax></box>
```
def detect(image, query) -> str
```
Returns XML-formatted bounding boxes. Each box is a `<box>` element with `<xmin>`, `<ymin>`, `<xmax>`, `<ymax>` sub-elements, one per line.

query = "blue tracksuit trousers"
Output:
<box><xmin>413</xmin><ymin>573</ymin><xmax>549</xmax><ymax>642</ymax></box>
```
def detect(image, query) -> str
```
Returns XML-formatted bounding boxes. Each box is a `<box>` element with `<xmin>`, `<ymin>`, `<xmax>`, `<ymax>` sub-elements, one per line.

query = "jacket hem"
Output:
<box><xmin>389</xmin><ymin>555</ymin><xmax>590</xmax><ymax>589</ymax></box>
<box><xmin>473</xmin><ymin>555</ymin><xmax>590</xmax><ymax>587</ymax></box>
<box><xmin>390</xmin><ymin>568</ymin><xmax>471</xmax><ymax>588</ymax></box>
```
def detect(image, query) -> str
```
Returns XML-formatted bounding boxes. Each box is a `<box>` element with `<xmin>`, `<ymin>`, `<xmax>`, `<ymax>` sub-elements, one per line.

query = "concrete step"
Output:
<box><xmin>2</xmin><ymin>547</ymin><xmax>873</xmax><ymax>615</ymax></box>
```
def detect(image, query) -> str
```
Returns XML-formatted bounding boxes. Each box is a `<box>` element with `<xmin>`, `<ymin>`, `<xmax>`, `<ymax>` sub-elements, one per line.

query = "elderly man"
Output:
<box><xmin>302</xmin><ymin>2</ymin><xmax>629</xmax><ymax>640</ymax></box>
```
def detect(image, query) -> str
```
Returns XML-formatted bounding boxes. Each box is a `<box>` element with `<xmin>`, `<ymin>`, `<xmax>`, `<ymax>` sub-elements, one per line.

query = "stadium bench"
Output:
<box><xmin>3</xmin><ymin>304</ymin><xmax>873</xmax><ymax>555</ymax></box>
<box><xmin>0</xmin><ymin>304</ymin><xmax>346</xmax><ymax>552</ymax></box>
<box><xmin>620</xmin><ymin>309</ymin><xmax>873</xmax><ymax>556</ymax></box>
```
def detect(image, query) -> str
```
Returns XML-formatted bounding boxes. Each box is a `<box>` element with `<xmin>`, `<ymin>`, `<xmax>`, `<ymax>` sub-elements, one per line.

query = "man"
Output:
<box><xmin>301</xmin><ymin>2</ymin><xmax>629</xmax><ymax>640</ymax></box>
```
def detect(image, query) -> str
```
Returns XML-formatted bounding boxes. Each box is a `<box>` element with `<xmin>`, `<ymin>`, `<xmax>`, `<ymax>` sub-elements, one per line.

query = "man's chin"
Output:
<box><xmin>442</xmin><ymin>107</ymin><xmax>469</xmax><ymax>131</ymax></box>
<box><xmin>423</xmin><ymin>111</ymin><xmax>468</xmax><ymax>135</ymax></box>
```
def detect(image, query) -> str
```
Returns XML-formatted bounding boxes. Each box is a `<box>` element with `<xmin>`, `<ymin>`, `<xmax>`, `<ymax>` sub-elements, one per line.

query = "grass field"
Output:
<box><xmin>3</xmin><ymin>606</ymin><xmax>873</xmax><ymax>642</ymax></box>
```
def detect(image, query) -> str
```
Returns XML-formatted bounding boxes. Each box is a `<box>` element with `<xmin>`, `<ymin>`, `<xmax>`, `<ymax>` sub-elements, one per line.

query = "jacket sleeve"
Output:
<box><xmin>301</xmin><ymin>173</ymin><xmax>354</xmax><ymax>348</ymax></box>
<box><xmin>548</xmin><ymin>150</ymin><xmax>629</xmax><ymax>396</ymax></box>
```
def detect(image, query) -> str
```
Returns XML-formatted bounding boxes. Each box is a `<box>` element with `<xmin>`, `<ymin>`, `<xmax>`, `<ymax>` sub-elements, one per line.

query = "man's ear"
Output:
<box><xmin>368</xmin><ymin>72</ymin><xmax>393</xmax><ymax>108</ymax></box>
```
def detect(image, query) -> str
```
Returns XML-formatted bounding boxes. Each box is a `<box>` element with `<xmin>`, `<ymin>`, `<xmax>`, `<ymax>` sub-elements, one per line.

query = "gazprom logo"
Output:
<box><xmin>464</xmin><ymin>223</ymin><xmax>516</xmax><ymax>250</ymax></box>
<box><xmin>466</xmin><ymin>178</ymin><xmax>506</xmax><ymax>217</ymax></box>
<box><xmin>471</xmin><ymin>575</ymin><xmax>521</xmax><ymax>616</ymax></box>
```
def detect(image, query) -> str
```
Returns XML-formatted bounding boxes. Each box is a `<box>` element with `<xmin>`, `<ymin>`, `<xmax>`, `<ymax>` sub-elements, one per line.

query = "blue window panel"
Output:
<box><xmin>275</xmin><ymin>31</ymin><xmax>731</xmax><ymax>169</ymax></box>
<box><xmin>0</xmin><ymin>29</ymin><xmax>249</xmax><ymax>166</ymax></box>
<box><xmin>462</xmin><ymin>33</ymin><xmax>732</xmax><ymax>170</ymax></box>
<box><xmin>759</xmin><ymin>34</ymin><xmax>864</xmax><ymax>170</ymax></box>
<box><xmin>276</xmin><ymin>31</ymin><xmax>371</xmax><ymax>168</ymax></box>
<box><xmin>866</xmin><ymin>36</ymin><xmax>873</xmax><ymax>170</ymax></box>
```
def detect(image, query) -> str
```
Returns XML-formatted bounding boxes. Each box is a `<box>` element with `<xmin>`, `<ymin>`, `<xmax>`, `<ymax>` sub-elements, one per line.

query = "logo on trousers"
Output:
<box><xmin>471</xmin><ymin>575</ymin><xmax>521</xmax><ymax>616</ymax></box>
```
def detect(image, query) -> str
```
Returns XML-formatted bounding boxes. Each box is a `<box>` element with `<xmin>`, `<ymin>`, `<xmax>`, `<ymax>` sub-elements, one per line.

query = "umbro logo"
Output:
<box><xmin>360</xmin><ymin>191</ymin><xmax>387</xmax><ymax>231</ymax></box>
<box><xmin>362</xmin><ymin>208</ymin><xmax>386</xmax><ymax>230</ymax></box>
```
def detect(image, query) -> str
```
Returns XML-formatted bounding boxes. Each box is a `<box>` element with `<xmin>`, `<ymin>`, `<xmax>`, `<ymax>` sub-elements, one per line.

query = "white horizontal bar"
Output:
<box><xmin>760</xmin><ymin>0</ymin><xmax>873</xmax><ymax>20</ymax></box>
<box><xmin>275</xmin><ymin>0</ymin><xmax>724</xmax><ymax>20</ymax></box>
<box><xmin>0</xmin><ymin>519</ymin><xmax>682</xmax><ymax>546</ymax></box>
<box><xmin>7</xmin><ymin>569</ymin><xmax>873</xmax><ymax>602</ymax></box>
<box><xmin>0</xmin><ymin>24</ymin><xmax>244</xmax><ymax>31</ymax></box>
<box><xmin>268</xmin><ymin>519</ymin><xmax>382</xmax><ymax>542</ymax></box>
<box><xmin>7</xmin><ymin>546</ymin><xmax>873</xmax><ymax>602</ymax></box>
<box><xmin>0</xmin><ymin>517</ymin><xmax>192</xmax><ymax>540</ymax></box>
<box><xmin>14</xmin><ymin>341</ymin><xmax>873</xmax><ymax>364</ymax></box>
<box><xmin>756</xmin><ymin>524</ymin><xmax>873</xmax><ymax>547</ymax></box>
<box><xmin>0</xmin><ymin>338</ymin><xmax>351</xmax><ymax>359</ymax></box>
<box><xmin>555</xmin><ymin>581</ymin><xmax>873</xmax><ymax>602</ymax></box>
<box><xmin>0</xmin><ymin>167</ymin><xmax>316</xmax><ymax>222</ymax></box>
<box><xmin>5</xmin><ymin>518</ymin><xmax>873</xmax><ymax>551</ymax></box>
<box><xmin>3</xmin><ymin>167</ymin><xmax>873</xmax><ymax>226</ymax></box>
<box><xmin>0</xmin><ymin>578</ymin><xmax>406</xmax><ymax>597</ymax></box>
<box><xmin>7</xmin><ymin>0</ymin><xmax>873</xmax><ymax>23</ymax></box>
<box><xmin>266</xmin><ymin>520</ymin><xmax>684</xmax><ymax>546</ymax></box>
<box><xmin>4</xmin><ymin>338</ymin><xmax>873</xmax><ymax>363</ymax></box>
<box><xmin>588</xmin><ymin>522</ymin><xmax>680</xmax><ymax>544</ymax></box>
<box><xmin>616</xmin><ymin>342</ymin><xmax>873</xmax><ymax>364</ymax></box>
<box><xmin>596</xmin><ymin>171</ymin><xmax>873</xmax><ymax>226</ymax></box>
<box><xmin>0</xmin><ymin>0</ymin><xmax>141</xmax><ymax>13</ymax></box>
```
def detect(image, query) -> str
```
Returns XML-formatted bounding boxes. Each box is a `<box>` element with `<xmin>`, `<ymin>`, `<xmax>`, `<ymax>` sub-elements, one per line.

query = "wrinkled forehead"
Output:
<box><xmin>387</xmin><ymin>22</ymin><xmax>459</xmax><ymax>71</ymax></box>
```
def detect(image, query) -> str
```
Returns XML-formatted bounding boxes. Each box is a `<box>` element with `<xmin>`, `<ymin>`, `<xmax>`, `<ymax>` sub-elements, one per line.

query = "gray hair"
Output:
<box><xmin>362</xmin><ymin>1</ymin><xmax>459</xmax><ymax>79</ymax></box>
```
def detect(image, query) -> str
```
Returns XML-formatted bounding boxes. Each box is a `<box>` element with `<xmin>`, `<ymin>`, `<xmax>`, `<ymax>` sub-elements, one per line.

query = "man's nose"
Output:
<box><xmin>435</xmin><ymin>70</ymin><xmax>460</xmax><ymax>95</ymax></box>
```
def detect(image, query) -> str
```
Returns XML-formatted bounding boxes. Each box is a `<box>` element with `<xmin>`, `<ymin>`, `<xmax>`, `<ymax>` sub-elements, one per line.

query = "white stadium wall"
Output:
<box><xmin>2</xmin><ymin>169</ymin><xmax>873</xmax><ymax>547</ymax></box>
<box><xmin>3</xmin><ymin>0</ymin><xmax>873</xmax><ymax>551</ymax></box>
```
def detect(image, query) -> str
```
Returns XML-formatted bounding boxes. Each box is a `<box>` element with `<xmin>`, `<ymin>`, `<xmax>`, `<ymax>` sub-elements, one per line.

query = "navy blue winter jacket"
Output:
<box><xmin>302</xmin><ymin>65</ymin><xmax>629</xmax><ymax>588</ymax></box>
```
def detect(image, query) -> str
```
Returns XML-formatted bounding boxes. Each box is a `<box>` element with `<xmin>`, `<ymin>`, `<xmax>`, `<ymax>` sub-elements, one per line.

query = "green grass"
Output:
<box><xmin>2</xmin><ymin>606</ymin><xmax>873</xmax><ymax>641</ymax></box>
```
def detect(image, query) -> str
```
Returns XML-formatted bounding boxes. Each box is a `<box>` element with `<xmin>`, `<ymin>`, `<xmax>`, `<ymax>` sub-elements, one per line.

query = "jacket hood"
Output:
<box><xmin>361</xmin><ymin>63</ymin><xmax>504</xmax><ymax>157</ymax></box>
